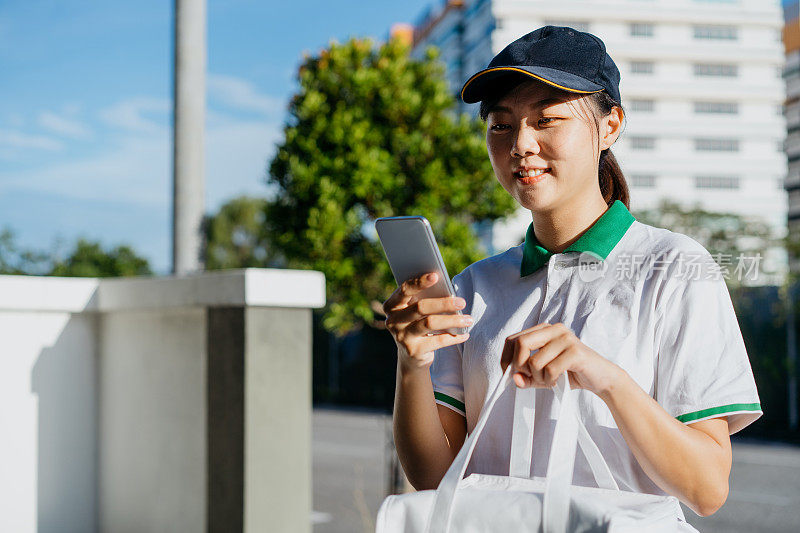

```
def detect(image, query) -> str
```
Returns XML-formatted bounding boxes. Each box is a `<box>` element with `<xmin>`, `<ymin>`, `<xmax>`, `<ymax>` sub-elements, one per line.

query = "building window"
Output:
<box><xmin>693</xmin><ymin>63</ymin><xmax>738</xmax><ymax>77</ymax></box>
<box><xmin>631</xmin><ymin>174</ymin><xmax>657</xmax><ymax>188</ymax></box>
<box><xmin>630</xmin><ymin>99</ymin><xmax>656</xmax><ymax>112</ymax></box>
<box><xmin>630</xmin><ymin>61</ymin><xmax>655</xmax><ymax>74</ymax></box>
<box><xmin>693</xmin><ymin>25</ymin><xmax>738</xmax><ymax>40</ymax></box>
<box><xmin>630</xmin><ymin>23</ymin><xmax>654</xmax><ymax>37</ymax></box>
<box><xmin>693</xmin><ymin>101</ymin><xmax>739</xmax><ymax>114</ymax></box>
<box><xmin>543</xmin><ymin>20</ymin><xmax>590</xmax><ymax>32</ymax></box>
<box><xmin>630</xmin><ymin>136</ymin><xmax>656</xmax><ymax>150</ymax></box>
<box><xmin>695</xmin><ymin>138</ymin><xmax>740</xmax><ymax>151</ymax></box>
<box><xmin>695</xmin><ymin>176</ymin><xmax>740</xmax><ymax>190</ymax></box>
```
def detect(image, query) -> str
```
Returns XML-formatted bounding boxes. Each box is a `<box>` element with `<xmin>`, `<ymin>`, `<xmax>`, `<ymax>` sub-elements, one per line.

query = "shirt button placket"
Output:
<box><xmin>540</xmin><ymin>254</ymin><xmax>565</xmax><ymax>324</ymax></box>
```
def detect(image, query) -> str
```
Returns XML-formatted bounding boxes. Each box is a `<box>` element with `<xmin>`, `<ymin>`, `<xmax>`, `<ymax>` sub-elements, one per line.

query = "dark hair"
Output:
<box><xmin>478</xmin><ymin>77</ymin><xmax>630</xmax><ymax>210</ymax></box>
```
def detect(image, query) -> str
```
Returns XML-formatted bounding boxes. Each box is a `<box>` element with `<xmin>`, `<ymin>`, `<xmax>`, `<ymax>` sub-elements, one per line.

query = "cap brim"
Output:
<box><xmin>460</xmin><ymin>66</ymin><xmax>604</xmax><ymax>104</ymax></box>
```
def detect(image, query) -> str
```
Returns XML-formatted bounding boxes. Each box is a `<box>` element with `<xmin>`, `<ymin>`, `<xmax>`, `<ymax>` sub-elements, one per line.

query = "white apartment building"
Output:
<box><xmin>409</xmin><ymin>0</ymin><xmax>787</xmax><ymax>283</ymax></box>
<box><xmin>784</xmin><ymin>1</ymin><xmax>800</xmax><ymax>272</ymax></box>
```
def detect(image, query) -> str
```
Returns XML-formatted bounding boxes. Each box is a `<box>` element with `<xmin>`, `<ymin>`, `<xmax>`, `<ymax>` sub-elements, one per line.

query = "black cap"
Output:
<box><xmin>460</xmin><ymin>26</ymin><xmax>621</xmax><ymax>105</ymax></box>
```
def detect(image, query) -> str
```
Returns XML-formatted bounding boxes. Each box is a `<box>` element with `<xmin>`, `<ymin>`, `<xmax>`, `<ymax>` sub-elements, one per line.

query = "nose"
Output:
<box><xmin>511</xmin><ymin>123</ymin><xmax>540</xmax><ymax>158</ymax></box>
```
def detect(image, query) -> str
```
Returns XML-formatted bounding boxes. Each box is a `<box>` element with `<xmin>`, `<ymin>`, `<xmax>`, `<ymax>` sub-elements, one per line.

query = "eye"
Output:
<box><xmin>538</xmin><ymin>117</ymin><xmax>560</xmax><ymax>126</ymax></box>
<box><xmin>489</xmin><ymin>123</ymin><xmax>511</xmax><ymax>132</ymax></box>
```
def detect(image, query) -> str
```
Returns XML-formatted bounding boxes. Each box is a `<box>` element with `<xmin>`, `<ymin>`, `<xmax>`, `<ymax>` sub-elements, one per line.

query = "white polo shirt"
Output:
<box><xmin>430</xmin><ymin>200</ymin><xmax>762</xmax><ymax>495</ymax></box>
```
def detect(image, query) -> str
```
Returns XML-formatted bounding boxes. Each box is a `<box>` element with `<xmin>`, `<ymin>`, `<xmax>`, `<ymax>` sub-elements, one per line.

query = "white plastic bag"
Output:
<box><xmin>376</xmin><ymin>366</ymin><xmax>699</xmax><ymax>533</ymax></box>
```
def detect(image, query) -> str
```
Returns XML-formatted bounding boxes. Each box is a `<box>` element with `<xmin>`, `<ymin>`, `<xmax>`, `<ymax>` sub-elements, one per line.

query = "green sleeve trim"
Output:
<box><xmin>434</xmin><ymin>391</ymin><xmax>465</xmax><ymax>413</ymax></box>
<box><xmin>676</xmin><ymin>403</ymin><xmax>762</xmax><ymax>423</ymax></box>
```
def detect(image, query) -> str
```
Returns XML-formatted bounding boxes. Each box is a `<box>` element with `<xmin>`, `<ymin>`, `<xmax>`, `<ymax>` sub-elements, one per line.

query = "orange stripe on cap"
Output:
<box><xmin>460</xmin><ymin>66</ymin><xmax>603</xmax><ymax>102</ymax></box>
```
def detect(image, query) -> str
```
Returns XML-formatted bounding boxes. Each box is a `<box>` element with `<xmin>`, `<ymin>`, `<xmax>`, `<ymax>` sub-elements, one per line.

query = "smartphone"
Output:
<box><xmin>375</xmin><ymin>215</ymin><xmax>468</xmax><ymax>336</ymax></box>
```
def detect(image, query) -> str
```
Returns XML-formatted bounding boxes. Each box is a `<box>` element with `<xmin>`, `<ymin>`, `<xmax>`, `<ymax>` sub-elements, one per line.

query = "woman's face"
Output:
<box><xmin>485</xmin><ymin>80</ymin><xmax>615</xmax><ymax>213</ymax></box>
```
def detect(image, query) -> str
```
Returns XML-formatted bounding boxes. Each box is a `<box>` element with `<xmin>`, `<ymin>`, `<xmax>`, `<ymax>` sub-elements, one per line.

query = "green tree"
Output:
<box><xmin>633</xmin><ymin>199</ymin><xmax>779</xmax><ymax>288</ymax></box>
<box><xmin>1</xmin><ymin>228</ymin><xmax>152</xmax><ymax>278</ymax></box>
<box><xmin>0</xmin><ymin>228</ymin><xmax>50</xmax><ymax>275</ymax></box>
<box><xmin>202</xmin><ymin>196</ymin><xmax>283</xmax><ymax>270</ymax></box>
<box><xmin>265</xmin><ymin>36</ymin><xmax>517</xmax><ymax>335</ymax></box>
<box><xmin>49</xmin><ymin>239</ymin><xmax>152</xmax><ymax>278</ymax></box>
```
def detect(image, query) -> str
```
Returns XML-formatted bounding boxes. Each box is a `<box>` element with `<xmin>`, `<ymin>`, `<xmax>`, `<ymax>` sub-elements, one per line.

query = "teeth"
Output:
<box><xmin>520</xmin><ymin>169</ymin><xmax>548</xmax><ymax>178</ymax></box>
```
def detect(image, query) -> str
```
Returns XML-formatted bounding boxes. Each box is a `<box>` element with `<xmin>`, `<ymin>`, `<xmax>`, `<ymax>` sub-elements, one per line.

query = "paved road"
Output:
<box><xmin>312</xmin><ymin>408</ymin><xmax>800</xmax><ymax>533</ymax></box>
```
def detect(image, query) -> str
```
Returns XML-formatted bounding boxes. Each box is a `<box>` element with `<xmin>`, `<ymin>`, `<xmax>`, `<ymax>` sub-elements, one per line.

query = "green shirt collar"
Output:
<box><xmin>520</xmin><ymin>200</ymin><xmax>635</xmax><ymax>277</ymax></box>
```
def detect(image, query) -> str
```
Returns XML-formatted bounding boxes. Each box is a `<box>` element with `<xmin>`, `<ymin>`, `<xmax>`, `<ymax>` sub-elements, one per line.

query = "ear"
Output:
<box><xmin>600</xmin><ymin>106</ymin><xmax>623</xmax><ymax>150</ymax></box>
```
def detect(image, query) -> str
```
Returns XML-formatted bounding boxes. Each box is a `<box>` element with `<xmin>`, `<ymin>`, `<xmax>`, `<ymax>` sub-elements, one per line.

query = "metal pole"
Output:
<box><xmin>172</xmin><ymin>0</ymin><xmax>206</xmax><ymax>275</ymax></box>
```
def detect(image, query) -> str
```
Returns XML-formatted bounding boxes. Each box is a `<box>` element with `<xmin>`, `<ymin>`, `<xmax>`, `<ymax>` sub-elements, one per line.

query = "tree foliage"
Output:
<box><xmin>633</xmin><ymin>198</ymin><xmax>781</xmax><ymax>288</ymax></box>
<box><xmin>202</xmin><ymin>196</ymin><xmax>282</xmax><ymax>270</ymax></box>
<box><xmin>0</xmin><ymin>228</ymin><xmax>50</xmax><ymax>275</ymax></box>
<box><xmin>264</xmin><ymin>36</ymin><xmax>518</xmax><ymax>335</ymax></box>
<box><xmin>0</xmin><ymin>227</ymin><xmax>151</xmax><ymax>278</ymax></box>
<box><xmin>49</xmin><ymin>239</ymin><xmax>151</xmax><ymax>277</ymax></box>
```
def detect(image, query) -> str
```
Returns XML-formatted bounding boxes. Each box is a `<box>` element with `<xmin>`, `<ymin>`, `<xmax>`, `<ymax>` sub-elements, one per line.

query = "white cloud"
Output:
<box><xmin>0</xmin><ymin>129</ymin><xmax>63</xmax><ymax>151</ymax></box>
<box><xmin>205</xmin><ymin>118</ymin><xmax>282</xmax><ymax>208</ymax></box>
<box><xmin>0</xmin><ymin>88</ymin><xmax>287</xmax><ymax>273</ymax></box>
<box><xmin>0</xmin><ymin>112</ymin><xmax>282</xmax><ymax>211</ymax></box>
<box><xmin>38</xmin><ymin>111</ymin><xmax>92</xmax><ymax>139</ymax></box>
<box><xmin>99</xmin><ymin>97</ymin><xmax>170</xmax><ymax>133</ymax></box>
<box><xmin>207</xmin><ymin>74</ymin><xmax>283</xmax><ymax>116</ymax></box>
<box><xmin>0</xmin><ymin>130</ymin><xmax>171</xmax><ymax>206</ymax></box>
<box><xmin>4</xmin><ymin>113</ymin><xmax>25</xmax><ymax>128</ymax></box>
<box><xmin>62</xmin><ymin>103</ymin><xmax>82</xmax><ymax>115</ymax></box>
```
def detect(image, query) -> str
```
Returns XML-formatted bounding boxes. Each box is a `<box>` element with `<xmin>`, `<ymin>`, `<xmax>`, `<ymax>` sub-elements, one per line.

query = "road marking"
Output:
<box><xmin>311</xmin><ymin>511</ymin><xmax>332</xmax><ymax>524</ymax></box>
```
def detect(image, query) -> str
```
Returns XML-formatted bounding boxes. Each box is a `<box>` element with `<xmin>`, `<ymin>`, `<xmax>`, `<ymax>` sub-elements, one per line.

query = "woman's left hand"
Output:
<box><xmin>500</xmin><ymin>322</ymin><xmax>623</xmax><ymax>397</ymax></box>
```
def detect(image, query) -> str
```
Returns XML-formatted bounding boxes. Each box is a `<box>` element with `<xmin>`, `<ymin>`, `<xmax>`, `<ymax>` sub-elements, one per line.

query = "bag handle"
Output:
<box><xmin>542</xmin><ymin>372</ymin><xmax>580</xmax><ymax>533</ymax></box>
<box><xmin>510</xmin><ymin>385</ymin><xmax>618</xmax><ymax>491</ymax></box>
<box><xmin>426</xmin><ymin>367</ymin><xmax>615</xmax><ymax>533</ymax></box>
<box><xmin>426</xmin><ymin>366</ymin><xmax>516</xmax><ymax>533</ymax></box>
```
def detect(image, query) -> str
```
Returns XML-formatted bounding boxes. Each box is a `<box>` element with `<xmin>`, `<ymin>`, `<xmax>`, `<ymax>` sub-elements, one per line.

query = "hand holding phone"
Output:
<box><xmin>376</xmin><ymin>216</ymin><xmax>470</xmax><ymax>337</ymax></box>
<box><xmin>380</xmin><ymin>270</ymin><xmax>472</xmax><ymax>371</ymax></box>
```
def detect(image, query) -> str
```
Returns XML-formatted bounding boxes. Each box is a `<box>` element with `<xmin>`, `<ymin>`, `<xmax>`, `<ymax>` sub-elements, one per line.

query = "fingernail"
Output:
<box><xmin>454</xmin><ymin>298</ymin><xmax>466</xmax><ymax>308</ymax></box>
<box><xmin>427</xmin><ymin>273</ymin><xmax>437</xmax><ymax>281</ymax></box>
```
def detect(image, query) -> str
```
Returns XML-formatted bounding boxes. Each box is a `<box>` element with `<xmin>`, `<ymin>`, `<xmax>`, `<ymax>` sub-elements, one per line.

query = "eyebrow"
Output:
<box><xmin>487</xmin><ymin>97</ymin><xmax>567</xmax><ymax>115</ymax></box>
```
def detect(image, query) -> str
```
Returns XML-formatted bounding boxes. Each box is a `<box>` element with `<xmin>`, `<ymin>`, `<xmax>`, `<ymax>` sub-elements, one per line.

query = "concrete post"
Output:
<box><xmin>173</xmin><ymin>0</ymin><xmax>206</xmax><ymax>274</ymax></box>
<box><xmin>207</xmin><ymin>307</ymin><xmax>313</xmax><ymax>532</ymax></box>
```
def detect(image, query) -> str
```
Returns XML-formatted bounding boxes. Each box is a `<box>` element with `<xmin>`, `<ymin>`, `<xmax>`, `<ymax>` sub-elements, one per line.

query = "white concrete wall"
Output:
<box><xmin>0</xmin><ymin>269</ymin><xmax>324</xmax><ymax>533</ymax></box>
<box><xmin>0</xmin><ymin>277</ymin><xmax>98</xmax><ymax>533</ymax></box>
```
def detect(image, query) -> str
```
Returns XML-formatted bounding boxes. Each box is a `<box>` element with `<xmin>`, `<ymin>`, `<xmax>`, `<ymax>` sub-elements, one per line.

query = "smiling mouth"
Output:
<box><xmin>514</xmin><ymin>168</ymin><xmax>550</xmax><ymax>183</ymax></box>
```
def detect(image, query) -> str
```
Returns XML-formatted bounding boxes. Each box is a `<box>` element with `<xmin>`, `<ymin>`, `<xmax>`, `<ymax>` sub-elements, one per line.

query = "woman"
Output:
<box><xmin>382</xmin><ymin>26</ymin><xmax>761</xmax><ymax>519</ymax></box>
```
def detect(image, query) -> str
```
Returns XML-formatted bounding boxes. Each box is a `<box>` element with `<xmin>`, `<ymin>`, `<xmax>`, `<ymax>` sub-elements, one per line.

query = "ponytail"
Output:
<box><xmin>599</xmin><ymin>148</ymin><xmax>629</xmax><ymax>210</ymax></box>
<box><xmin>590</xmin><ymin>90</ymin><xmax>629</xmax><ymax>210</ymax></box>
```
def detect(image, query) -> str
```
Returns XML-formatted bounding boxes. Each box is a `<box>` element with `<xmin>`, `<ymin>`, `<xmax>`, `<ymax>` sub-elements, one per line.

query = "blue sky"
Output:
<box><xmin>0</xmin><ymin>0</ymin><xmax>432</xmax><ymax>273</ymax></box>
